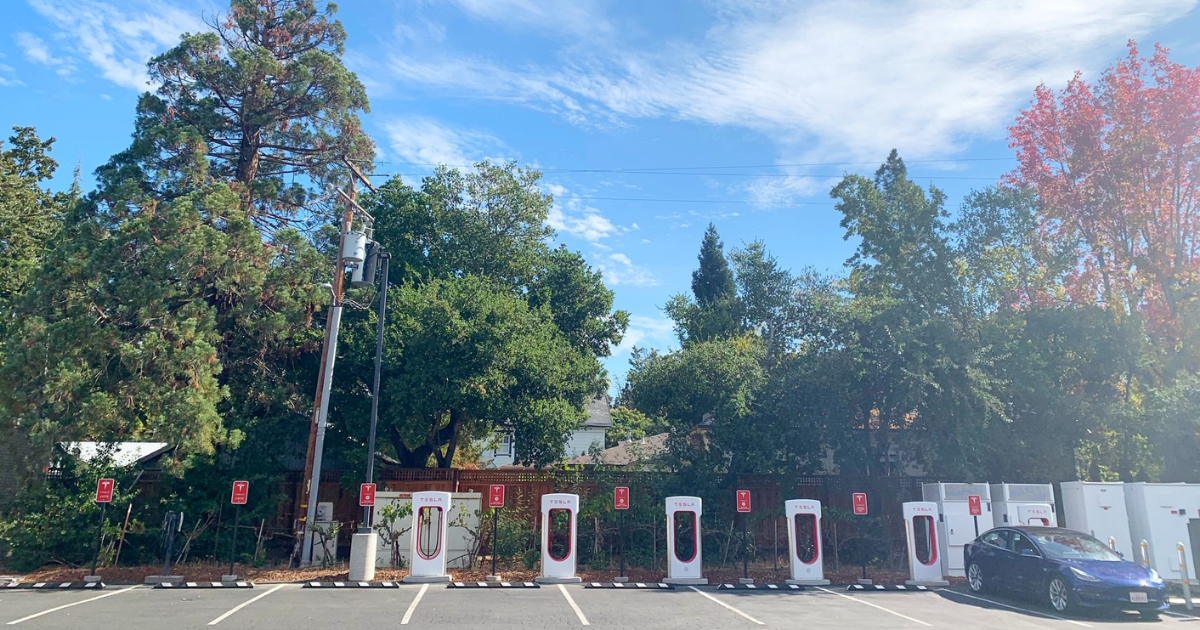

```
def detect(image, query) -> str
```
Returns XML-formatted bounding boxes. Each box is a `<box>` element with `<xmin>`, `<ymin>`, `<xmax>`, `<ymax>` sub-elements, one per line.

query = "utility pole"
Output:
<box><xmin>297</xmin><ymin>176</ymin><xmax>356</xmax><ymax>566</ymax></box>
<box><xmin>296</xmin><ymin>161</ymin><xmax>379</xmax><ymax>566</ymax></box>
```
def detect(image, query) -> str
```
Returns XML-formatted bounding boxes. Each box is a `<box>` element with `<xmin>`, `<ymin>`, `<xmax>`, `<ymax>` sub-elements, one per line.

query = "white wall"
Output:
<box><xmin>480</xmin><ymin>427</ymin><xmax>606</xmax><ymax>467</ymax></box>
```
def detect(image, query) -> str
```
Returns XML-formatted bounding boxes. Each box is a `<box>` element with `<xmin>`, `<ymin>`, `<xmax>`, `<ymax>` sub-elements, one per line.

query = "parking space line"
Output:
<box><xmin>6</xmin><ymin>585</ymin><xmax>141</xmax><ymax>625</ymax></box>
<box><xmin>688</xmin><ymin>586</ymin><xmax>764</xmax><ymax>626</ymax></box>
<box><xmin>938</xmin><ymin>589</ymin><xmax>1092</xmax><ymax>627</ymax></box>
<box><xmin>401</xmin><ymin>584</ymin><xmax>428</xmax><ymax>625</ymax></box>
<box><xmin>558</xmin><ymin>584</ymin><xmax>590</xmax><ymax>626</ymax></box>
<box><xmin>207</xmin><ymin>583</ymin><xmax>287</xmax><ymax>626</ymax></box>
<box><xmin>1164</xmin><ymin>610</ymin><xmax>1200</xmax><ymax>620</ymax></box>
<box><xmin>814</xmin><ymin>586</ymin><xmax>932</xmax><ymax>627</ymax></box>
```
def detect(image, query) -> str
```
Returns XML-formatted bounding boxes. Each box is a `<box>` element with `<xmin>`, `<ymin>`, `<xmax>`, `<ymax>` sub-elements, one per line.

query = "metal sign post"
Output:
<box><xmin>89</xmin><ymin>478</ymin><xmax>114</xmax><ymax>577</ymax></box>
<box><xmin>852</xmin><ymin>493</ymin><xmax>869</xmax><ymax>581</ymax></box>
<box><xmin>228</xmin><ymin>481</ymin><xmax>249</xmax><ymax>578</ymax></box>
<box><xmin>737</xmin><ymin>490</ymin><xmax>752</xmax><ymax>581</ymax></box>
<box><xmin>615</xmin><ymin>487</ymin><xmax>629</xmax><ymax>580</ymax></box>
<box><xmin>489</xmin><ymin>485</ymin><xmax>505</xmax><ymax>578</ymax></box>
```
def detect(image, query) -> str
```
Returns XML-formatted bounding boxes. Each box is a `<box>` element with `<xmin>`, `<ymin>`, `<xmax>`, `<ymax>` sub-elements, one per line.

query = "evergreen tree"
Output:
<box><xmin>666</xmin><ymin>223</ymin><xmax>742</xmax><ymax>343</ymax></box>
<box><xmin>692</xmin><ymin>223</ymin><xmax>736</xmax><ymax>307</ymax></box>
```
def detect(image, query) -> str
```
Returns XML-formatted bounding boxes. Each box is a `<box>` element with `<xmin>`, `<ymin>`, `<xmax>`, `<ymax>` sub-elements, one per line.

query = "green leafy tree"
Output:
<box><xmin>666</xmin><ymin>223</ymin><xmax>742</xmax><ymax>343</ymax></box>
<box><xmin>99</xmin><ymin>0</ymin><xmax>373</xmax><ymax>227</ymax></box>
<box><xmin>0</xmin><ymin>127</ymin><xmax>69</xmax><ymax>311</ymax></box>
<box><xmin>605</xmin><ymin>406</ymin><xmax>665</xmax><ymax>447</ymax></box>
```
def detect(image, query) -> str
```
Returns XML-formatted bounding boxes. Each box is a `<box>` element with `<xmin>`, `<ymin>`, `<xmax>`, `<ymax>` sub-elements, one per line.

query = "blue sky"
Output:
<box><xmin>4</xmin><ymin>0</ymin><xmax>1200</xmax><ymax>387</ymax></box>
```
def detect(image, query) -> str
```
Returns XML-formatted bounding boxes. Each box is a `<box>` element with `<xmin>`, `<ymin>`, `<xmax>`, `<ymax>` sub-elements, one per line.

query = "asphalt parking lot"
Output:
<box><xmin>2</xmin><ymin>583</ymin><xmax>1198</xmax><ymax>629</ymax></box>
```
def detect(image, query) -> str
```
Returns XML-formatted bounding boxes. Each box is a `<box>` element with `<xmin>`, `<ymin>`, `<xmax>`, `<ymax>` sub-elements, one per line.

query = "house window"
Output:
<box><xmin>498</xmin><ymin>433</ymin><xmax>513</xmax><ymax>456</ymax></box>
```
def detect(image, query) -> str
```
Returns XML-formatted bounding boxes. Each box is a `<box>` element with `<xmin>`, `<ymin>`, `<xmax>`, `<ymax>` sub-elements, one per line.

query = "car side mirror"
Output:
<box><xmin>1020</xmin><ymin>548</ymin><xmax>1039</xmax><ymax>557</ymax></box>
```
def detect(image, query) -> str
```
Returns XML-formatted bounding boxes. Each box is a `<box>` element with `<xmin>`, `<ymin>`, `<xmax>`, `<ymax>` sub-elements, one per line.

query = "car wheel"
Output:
<box><xmin>967</xmin><ymin>562</ymin><xmax>986</xmax><ymax>593</ymax></box>
<box><xmin>1139</xmin><ymin>611</ymin><xmax>1159</xmax><ymax>621</ymax></box>
<box><xmin>1047</xmin><ymin>577</ymin><xmax>1070</xmax><ymax>613</ymax></box>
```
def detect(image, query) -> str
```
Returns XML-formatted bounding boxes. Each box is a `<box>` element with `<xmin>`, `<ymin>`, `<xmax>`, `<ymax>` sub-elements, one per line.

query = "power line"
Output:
<box><xmin>370</xmin><ymin>170</ymin><xmax>999</xmax><ymax>180</ymax></box>
<box><xmin>372</xmin><ymin>156</ymin><xmax>1016</xmax><ymax>172</ymax></box>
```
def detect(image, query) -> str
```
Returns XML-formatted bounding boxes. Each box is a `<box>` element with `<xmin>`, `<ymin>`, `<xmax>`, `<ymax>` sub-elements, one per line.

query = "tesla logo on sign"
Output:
<box><xmin>968</xmin><ymin>495</ymin><xmax>982</xmax><ymax>516</ymax></box>
<box><xmin>549</xmin><ymin>499</ymin><xmax>571</xmax><ymax>505</ymax></box>
<box><xmin>853</xmin><ymin>493</ymin><xmax>868</xmax><ymax>515</ymax></box>
<box><xmin>489</xmin><ymin>485</ymin><xmax>505</xmax><ymax>508</ymax></box>
<box><xmin>231</xmin><ymin>480</ymin><xmax>249</xmax><ymax>505</ymax></box>
<box><xmin>914</xmin><ymin>506</ymin><xmax>933</xmax><ymax>512</ymax></box>
<box><xmin>95</xmin><ymin>478</ymin><xmax>115</xmax><ymax>503</ymax></box>
<box><xmin>615</xmin><ymin>487</ymin><xmax>629</xmax><ymax>510</ymax></box>
<box><xmin>672</xmin><ymin>501</ymin><xmax>697</xmax><ymax>509</ymax></box>
<box><xmin>737</xmin><ymin>490</ymin><xmax>752</xmax><ymax>513</ymax></box>
<box><xmin>359</xmin><ymin>483</ymin><xmax>376</xmax><ymax>507</ymax></box>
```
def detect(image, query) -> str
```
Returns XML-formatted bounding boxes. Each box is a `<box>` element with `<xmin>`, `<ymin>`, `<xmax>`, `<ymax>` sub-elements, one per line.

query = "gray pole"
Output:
<box><xmin>362</xmin><ymin>253</ymin><xmax>389</xmax><ymax>531</ymax></box>
<box><xmin>301</xmin><ymin>305</ymin><xmax>342</xmax><ymax>565</ymax></box>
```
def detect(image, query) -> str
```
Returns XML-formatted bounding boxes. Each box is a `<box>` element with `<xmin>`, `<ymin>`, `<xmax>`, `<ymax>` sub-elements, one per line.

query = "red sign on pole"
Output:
<box><xmin>615</xmin><ymin>486</ymin><xmax>630</xmax><ymax>510</ymax></box>
<box><xmin>852</xmin><ymin>492</ymin><xmax>869</xmax><ymax>515</ymax></box>
<box><xmin>968</xmin><ymin>495</ymin><xmax>982</xmax><ymax>516</ymax></box>
<box><xmin>359</xmin><ymin>483</ymin><xmax>376</xmax><ymax>507</ymax></box>
<box><xmin>231</xmin><ymin>480</ymin><xmax>249</xmax><ymax>505</ymax></box>
<box><xmin>737</xmin><ymin>490</ymin><xmax>752</xmax><ymax>513</ymax></box>
<box><xmin>95</xmin><ymin>478</ymin><xmax>115</xmax><ymax>503</ymax></box>
<box><xmin>489</xmin><ymin>484</ymin><xmax>505</xmax><ymax>508</ymax></box>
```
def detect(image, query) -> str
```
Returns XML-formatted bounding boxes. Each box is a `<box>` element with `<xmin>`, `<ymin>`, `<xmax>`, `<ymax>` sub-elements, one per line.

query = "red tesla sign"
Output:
<box><xmin>95</xmin><ymin>478</ymin><xmax>115</xmax><ymax>503</ymax></box>
<box><xmin>359</xmin><ymin>483</ymin><xmax>376</xmax><ymax>507</ymax></box>
<box><xmin>968</xmin><ymin>495</ymin><xmax>982</xmax><ymax>516</ymax></box>
<box><xmin>489</xmin><ymin>484</ymin><xmax>505</xmax><ymax>508</ymax></box>
<box><xmin>852</xmin><ymin>492</ymin><xmax>868</xmax><ymax>515</ymax></box>
<box><xmin>231</xmin><ymin>480</ymin><xmax>249</xmax><ymax>505</ymax></box>
<box><xmin>615</xmin><ymin>486</ymin><xmax>630</xmax><ymax>510</ymax></box>
<box><xmin>737</xmin><ymin>490</ymin><xmax>752</xmax><ymax>513</ymax></box>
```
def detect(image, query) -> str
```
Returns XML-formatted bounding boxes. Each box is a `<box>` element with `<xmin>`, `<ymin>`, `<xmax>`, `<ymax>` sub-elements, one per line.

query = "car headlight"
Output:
<box><xmin>1070</xmin><ymin>567</ymin><xmax>1102</xmax><ymax>582</ymax></box>
<box><xmin>1148</xmin><ymin>569</ymin><xmax>1164</xmax><ymax>584</ymax></box>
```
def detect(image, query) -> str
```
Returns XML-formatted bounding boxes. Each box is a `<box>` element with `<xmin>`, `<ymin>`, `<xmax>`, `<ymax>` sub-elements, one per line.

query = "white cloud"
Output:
<box><xmin>0</xmin><ymin>63</ymin><xmax>23</xmax><ymax>87</ymax></box>
<box><xmin>598</xmin><ymin>252</ymin><xmax>656</xmax><ymax>287</ymax></box>
<box><xmin>388</xmin><ymin>0</ymin><xmax>1195</xmax><ymax>165</ymax></box>
<box><xmin>545</xmin><ymin>183</ymin><xmax>633</xmax><ymax>243</ymax></box>
<box><xmin>381</xmin><ymin>116</ymin><xmax>506</xmax><ymax>167</ymax></box>
<box><xmin>26</xmin><ymin>0</ymin><xmax>205</xmax><ymax>91</ymax></box>
<box><xmin>614</xmin><ymin>314</ymin><xmax>676</xmax><ymax>355</ymax></box>
<box><xmin>446</xmin><ymin>0</ymin><xmax>610</xmax><ymax>37</ymax></box>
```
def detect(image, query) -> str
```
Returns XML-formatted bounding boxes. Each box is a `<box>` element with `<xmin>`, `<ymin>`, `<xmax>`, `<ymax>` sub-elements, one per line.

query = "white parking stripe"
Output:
<box><xmin>938</xmin><ymin>589</ymin><xmax>1093</xmax><ymax>627</ymax></box>
<box><xmin>401</xmin><ymin>584</ymin><xmax>428</xmax><ymax>625</ymax></box>
<box><xmin>207</xmin><ymin>583</ymin><xmax>287</xmax><ymax>625</ymax></box>
<box><xmin>688</xmin><ymin>586</ymin><xmax>764</xmax><ymax>626</ymax></box>
<box><xmin>6</xmin><ymin>585</ymin><xmax>141</xmax><ymax>625</ymax></box>
<box><xmin>558</xmin><ymin>584</ymin><xmax>590</xmax><ymax>626</ymax></box>
<box><xmin>815</xmin><ymin>586</ymin><xmax>933</xmax><ymax>627</ymax></box>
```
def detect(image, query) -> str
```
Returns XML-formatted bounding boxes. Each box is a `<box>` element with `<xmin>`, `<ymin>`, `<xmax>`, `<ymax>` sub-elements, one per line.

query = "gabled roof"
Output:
<box><xmin>64</xmin><ymin>442</ymin><xmax>172</xmax><ymax>467</ymax></box>
<box><xmin>582</xmin><ymin>395</ymin><xmax>613</xmax><ymax>428</ymax></box>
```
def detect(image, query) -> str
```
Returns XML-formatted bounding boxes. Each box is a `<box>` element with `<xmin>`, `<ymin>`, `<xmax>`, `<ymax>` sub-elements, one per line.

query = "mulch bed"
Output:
<box><xmin>12</xmin><ymin>562</ymin><xmax>965</xmax><ymax>586</ymax></box>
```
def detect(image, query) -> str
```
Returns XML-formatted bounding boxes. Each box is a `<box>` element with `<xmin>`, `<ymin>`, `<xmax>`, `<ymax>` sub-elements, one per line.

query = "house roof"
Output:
<box><xmin>582</xmin><ymin>395</ymin><xmax>613</xmax><ymax>428</ymax></box>
<box><xmin>64</xmin><ymin>442</ymin><xmax>172</xmax><ymax>467</ymax></box>
<box><xmin>568</xmin><ymin>432</ymin><xmax>669</xmax><ymax>466</ymax></box>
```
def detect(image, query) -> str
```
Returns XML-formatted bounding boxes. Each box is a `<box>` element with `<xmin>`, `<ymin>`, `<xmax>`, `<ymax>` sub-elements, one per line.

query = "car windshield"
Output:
<box><xmin>1027</xmin><ymin>531</ymin><xmax>1123</xmax><ymax>561</ymax></box>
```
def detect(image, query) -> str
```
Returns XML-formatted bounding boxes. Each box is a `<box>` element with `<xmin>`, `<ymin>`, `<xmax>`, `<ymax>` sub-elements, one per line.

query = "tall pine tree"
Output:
<box><xmin>666</xmin><ymin>223</ymin><xmax>742</xmax><ymax>343</ymax></box>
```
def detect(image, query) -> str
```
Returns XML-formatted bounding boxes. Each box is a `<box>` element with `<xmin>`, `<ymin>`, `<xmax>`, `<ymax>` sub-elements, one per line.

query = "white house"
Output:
<box><xmin>481</xmin><ymin>396</ymin><xmax>613</xmax><ymax>467</ymax></box>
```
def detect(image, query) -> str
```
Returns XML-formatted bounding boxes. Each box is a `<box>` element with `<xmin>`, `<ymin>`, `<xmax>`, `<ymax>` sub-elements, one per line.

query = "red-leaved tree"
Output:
<box><xmin>1008</xmin><ymin>42</ymin><xmax>1200</xmax><ymax>349</ymax></box>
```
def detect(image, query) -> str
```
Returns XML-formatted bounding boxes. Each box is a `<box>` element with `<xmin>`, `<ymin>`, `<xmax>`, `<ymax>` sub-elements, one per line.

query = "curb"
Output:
<box><xmin>448</xmin><ymin>581</ymin><xmax>539</xmax><ymax>588</ymax></box>
<box><xmin>846</xmin><ymin>584</ymin><xmax>930</xmax><ymax>592</ymax></box>
<box><xmin>717</xmin><ymin>583</ymin><xmax>805</xmax><ymax>591</ymax></box>
<box><xmin>5</xmin><ymin>582</ymin><xmax>105</xmax><ymax>590</ymax></box>
<box><xmin>304</xmin><ymin>581</ymin><xmax>400</xmax><ymax>588</ymax></box>
<box><xmin>156</xmin><ymin>581</ymin><xmax>252</xmax><ymax>589</ymax></box>
<box><xmin>585</xmin><ymin>582</ymin><xmax>674</xmax><ymax>589</ymax></box>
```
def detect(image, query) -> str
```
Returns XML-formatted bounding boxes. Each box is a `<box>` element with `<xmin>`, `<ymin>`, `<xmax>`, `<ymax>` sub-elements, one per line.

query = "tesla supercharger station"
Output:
<box><xmin>785</xmin><ymin>499</ymin><xmax>829</xmax><ymax>585</ymax></box>
<box><xmin>1125</xmin><ymin>483</ymin><xmax>1200</xmax><ymax>580</ymax></box>
<box><xmin>1061</xmin><ymin>481</ymin><xmax>1134</xmax><ymax>560</ymax></box>
<box><xmin>404</xmin><ymin>491</ymin><xmax>452</xmax><ymax>583</ymax></box>
<box><xmin>665</xmin><ymin>496</ymin><xmax>707</xmax><ymax>585</ymax></box>
<box><xmin>991</xmin><ymin>483</ymin><xmax>1058</xmax><ymax>527</ymax></box>
<box><xmin>922</xmin><ymin>483</ymin><xmax>992</xmax><ymax>578</ymax></box>
<box><xmin>903</xmin><ymin>502</ymin><xmax>949</xmax><ymax>586</ymax></box>
<box><xmin>537</xmin><ymin>493</ymin><xmax>582</xmax><ymax>584</ymax></box>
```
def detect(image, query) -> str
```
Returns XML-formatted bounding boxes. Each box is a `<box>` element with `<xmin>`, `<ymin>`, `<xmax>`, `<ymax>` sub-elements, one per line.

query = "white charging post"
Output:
<box><xmin>904</xmin><ymin>502</ymin><xmax>949</xmax><ymax>586</ymax></box>
<box><xmin>665</xmin><ymin>496</ymin><xmax>707</xmax><ymax>585</ymax></box>
<box><xmin>785</xmin><ymin>499</ymin><xmax>829</xmax><ymax>585</ymax></box>
<box><xmin>404</xmin><ymin>491</ymin><xmax>452</xmax><ymax>583</ymax></box>
<box><xmin>537</xmin><ymin>493</ymin><xmax>581</xmax><ymax>584</ymax></box>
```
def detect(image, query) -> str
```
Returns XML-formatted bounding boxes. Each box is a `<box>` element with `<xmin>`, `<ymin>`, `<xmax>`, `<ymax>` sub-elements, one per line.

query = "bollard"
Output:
<box><xmin>1179</xmin><ymin>542</ymin><xmax>1194</xmax><ymax>611</ymax></box>
<box><xmin>1141</xmin><ymin>540</ymin><xmax>1151</xmax><ymax>568</ymax></box>
<box><xmin>1108</xmin><ymin>537</ymin><xmax>1116</xmax><ymax>552</ymax></box>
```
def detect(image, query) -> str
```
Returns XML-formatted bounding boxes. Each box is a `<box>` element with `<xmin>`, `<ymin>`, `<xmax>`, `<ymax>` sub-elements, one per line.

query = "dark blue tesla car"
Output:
<box><xmin>964</xmin><ymin>526</ymin><xmax>1169</xmax><ymax>619</ymax></box>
